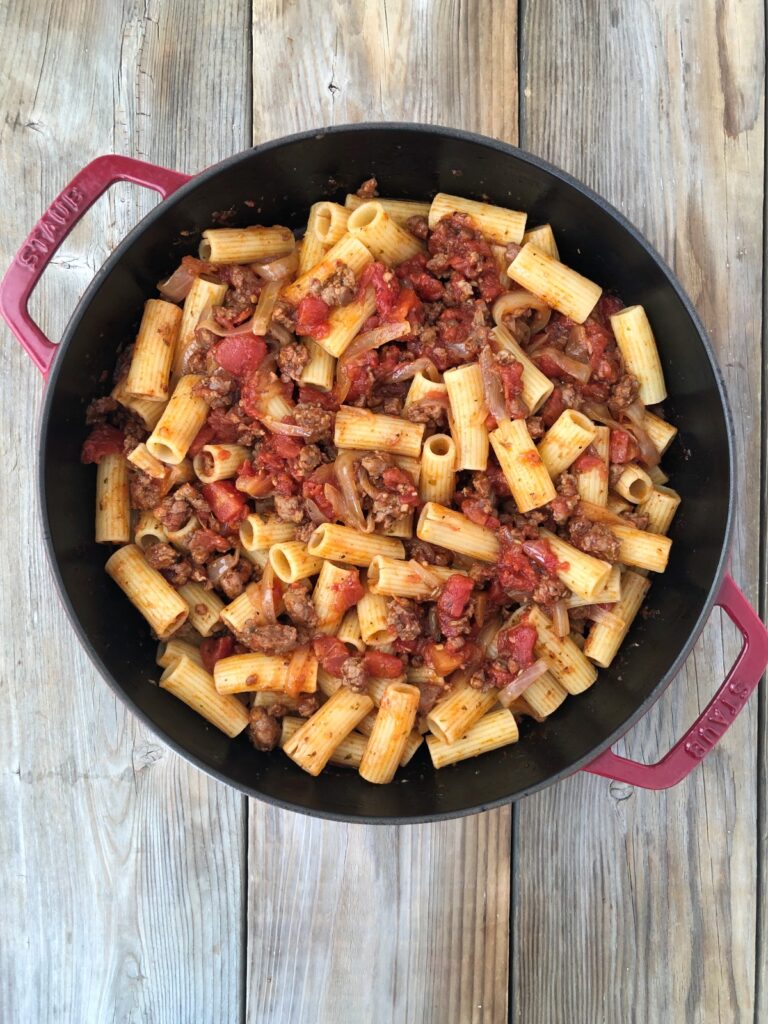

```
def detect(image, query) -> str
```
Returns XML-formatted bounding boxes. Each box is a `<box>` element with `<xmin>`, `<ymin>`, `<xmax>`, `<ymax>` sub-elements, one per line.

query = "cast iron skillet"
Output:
<box><xmin>2</xmin><ymin>124</ymin><xmax>767</xmax><ymax>823</ymax></box>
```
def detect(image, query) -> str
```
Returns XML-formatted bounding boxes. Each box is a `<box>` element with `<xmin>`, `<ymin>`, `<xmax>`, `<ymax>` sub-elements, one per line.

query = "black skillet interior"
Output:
<box><xmin>41</xmin><ymin>125</ymin><xmax>733</xmax><ymax>822</ymax></box>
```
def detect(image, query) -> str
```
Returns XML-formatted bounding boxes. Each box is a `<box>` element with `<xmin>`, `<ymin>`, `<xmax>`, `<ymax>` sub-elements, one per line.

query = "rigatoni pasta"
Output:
<box><xmin>83</xmin><ymin>178</ymin><xmax>683</xmax><ymax>784</ymax></box>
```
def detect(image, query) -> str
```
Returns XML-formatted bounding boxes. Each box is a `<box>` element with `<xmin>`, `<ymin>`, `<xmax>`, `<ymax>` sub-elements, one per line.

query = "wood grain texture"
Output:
<box><xmin>247</xmin><ymin>3</ymin><xmax>517</xmax><ymax>1023</ymax></box>
<box><xmin>0</xmin><ymin>2</ymin><xmax>249</xmax><ymax>1021</ymax></box>
<box><xmin>515</xmin><ymin>3</ymin><xmax>764</xmax><ymax>1022</ymax></box>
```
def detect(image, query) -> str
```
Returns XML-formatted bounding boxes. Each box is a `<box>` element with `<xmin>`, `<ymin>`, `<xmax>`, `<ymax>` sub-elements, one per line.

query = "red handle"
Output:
<box><xmin>0</xmin><ymin>155</ymin><xmax>191</xmax><ymax>378</ymax></box>
<box><xmin>584</xmin><ymin>573</ymin><xmax>768</xmax><ymax>789</ymax></box>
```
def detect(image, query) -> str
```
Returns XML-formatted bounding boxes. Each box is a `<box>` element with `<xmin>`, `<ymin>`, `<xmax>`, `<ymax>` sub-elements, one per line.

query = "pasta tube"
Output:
<box><xmin>522</xmin><ymin>223</ymin><xmax>559</xmax><ymax>260</ymax></box>
<box><xmin>312</xmin><ymin>560</ymin><xmax>362</xmax><ymax>634</ymax></box>
<box><xmin>156</xmin><ymin>638</ymin><xmax>203</xmax><ymax>670</ymax></box>
<box><xmin>359</xmin><ymin>682</ymin><xmax>420</xmax><ymax>783</ymax></box>
<box><xmin>419</xmin><ymin>434</ymin><xmax>457</xmax><ymax>504</ymax></box>
<box><xmin>508</xmin><ymin>243</ymin><xmax>602</xmax><ymax>323</ymax></box>
<box><xmin>134</xmin><ymin>512</ymin><xmax>168</xmax><ymax>550</ymax></box>
<box><xmin>357</xmin><ymin>588</ymin><xmax>395</xmax><ymax>646</ymax></box>
<box><xmin>489</xmin><ymin>418</ymin><xmax>556</xmax><ymax>512</ymax></box>
<box><xmin>172</xmin><ymin>277</ymin><xmax>228</xmax><ymax>381</ymax></box>
<box><xmin>344</xmin><ymin>194</ymin><xmax>431</xmax><ymax>225</ymax></box>
<box><xmin>105</xmin><ymin>544</ymin><xmax>188</xmax><ymax>639</ymax></box>
<box><xmin>283</xmin><ymin>688</ymin><xmax>374</xmax><ymax>776</ymax></box>
<box><xmin>637</xmin><ymin>485</ymin><xmax>681</xmax><ymax>535</ymax></box>
<box><xmin>427</xmin><ymin>709</ymin><xmax>519</xmax><ymax>768</ymax></box>
<box><xmin>584</xmin><ymin>570</ymin><xmax>651</xmax><ymax>667</ymax></box>
<box><xmin>214</xmin><ymin>649</ymin><xmax>318</xmax><ymax>695</ymax></box>
<box><xmin>316</xmin><ymin>289</ymin><xmax>377</xmax><ymax>358</ymax></box>
<box><xmin>268</xmin><ymin>541</ymin><xmax>324</xmax><ymax>583</ymax></box>
<box><xmin>160</xmin><ymin>656</ymin><xmax>249</xmax><ymax>738</ymax></box>
<box><xmin>609</xmin><ymin>305</ymin><xmax>667</xmax><ymax>405</ymax></box>
<box><xmin>193</xmin><ymin>444</ymin><xmax>248</xmax><ymax>484</ymax></box>
<box><xmin>126</xmin><ymin>299</ymin><xmax>182</xmax><ymax>402</ymax></box>
<box><xmin>611</xmin><ymin>523</ymin><xmax>672</xmax><ymax>573</ymax></box>
<box><xmin>300</xmin><ymin>339</ymin><xmax>335</xmax><ymax>390</ymax></box>
<box><xmin>199</xmin><ymin>225</ymin><xmax>295</xmax><ymax>264</ymax></box>
<box><xmin>111</xmin><ymin>377</ymin><xmax>165</xmax><ymax>431</ymax></box>
<box><xmin>523</xmin><ymin>605</ymin><xmax>598</xmax><ymax>694</ymax></box>
<box><xmin>347</xmin><ymin>201</ymin><xmax>423</xmax><ymax>263</ymax></box>
<box><xmin>537</xmin><ymin>410</ymin><xmax>597</xmax><ymax>478</ymax></box>
<box><xmin>146</xmin><ymin>375</ymin><xmax>209</xmax><ymax>465</ymax></box>
<box><xmin>491</xmin><ymin>325</ymin><xmax>554</xmax><ymax>413</ymax></box>
<box><xmin>614</xmin><ymin>464</ymin><xmax>653</xmax><ymax>504</ymax></box>
<box><xmin>643</xmin><ymin>410</ymin><xmax>677</xmax><ymax>454</ymax></box>
<box><xmin>307</xmin><ymin>523</ymin><xmax>405</xmax><ymax>566</ymax></box>
<box><xmin>416</xmin><ymin>503</ymin><xmax>499</xmax><ymax>562</ymax></box>
<box><xmin>538</xmin><ymin>529</ymin><xmax>612</xmax><ymax>602</ymax></box>
<box><xmin>127</xmin><ymin>441</ymin><xmax>167</xmax><ymax>480</ymax></box>
<box><xmin>428</xmin><ymin>193</ymin><xmax>526</xmax><ymax>245</ymax></box>
<box><xmin>314</xmin><ymin>201</ymin><xmax>351</xmax><ymax>245</ymax></box>
<box><xmin>368</xmin><ymin>556</ymin><xmax>461</xmax><ymax>600</ymax></box>
<box><xmin>239</xmin><ymin>514</ymin><xmax>296</xmax><ymax>552</ymax></box>
<box><xmin>575</xmin><ymin>425</ymin><xmax>609</xmax><ymax>505</ymax></box>
<box><xmin>177</xmin><ymin>582</ymin><xmax>224</xmax><ymax>637</ymax></box>
<box><xmin>95</xmin><ymin>453</ymin><xmax>130</xmax><ymax>544</ymax></box>
<box><xmin>280</xmin><ymin>717</ymin><xmax>368</xmax><ymax>769</ymax></box>
<box><xmin>444</xmin><ymin>363</ymin><xmax>489</xmax><ymax>471</ymax></box>
<box><xmin>334</xmin><ymin>406</ymin><xmax>425</xmax><ymax>458</ymax></box>
<box><xmin>281</xmin><ymin>234</ymin><xmax>372</xmax><ymax>304</ymax></box>
<box><xmin>427</xmin><ymin>677</ymin><xmax>498</xmax><ymax>745</ymax></box>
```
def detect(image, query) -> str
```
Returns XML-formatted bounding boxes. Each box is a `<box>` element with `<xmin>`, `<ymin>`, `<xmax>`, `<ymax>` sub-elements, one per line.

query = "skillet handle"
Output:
<box><xmin>0</xmin><ymin>155</ymin><xmax>191</xmax><ymax>379</ymax></box>
<box><xmin>583</xmin><ymin>573</ymin><xmax>768</xmax><ymax>789</ymax></box>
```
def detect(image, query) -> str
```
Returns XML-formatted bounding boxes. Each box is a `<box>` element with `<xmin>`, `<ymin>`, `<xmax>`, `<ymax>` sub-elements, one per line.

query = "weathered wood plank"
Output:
<box><xmin>515</xmin><ymin>3</ymin><xmax>764</xmax><ymax>1022</ymax></box>
<box><xmin>247</xmin><ymin>3</ymin><xmax>517</xmax><ymax>1022</ymax></box>
<box><xmin>0</xmin><ymin>2</ymin><xmax>250</xmax><ymax>1021</ymax></box>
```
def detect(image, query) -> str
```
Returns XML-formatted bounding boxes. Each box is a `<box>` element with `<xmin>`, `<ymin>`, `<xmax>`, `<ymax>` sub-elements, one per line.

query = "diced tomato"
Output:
<box><xmin>497</xmin><ymin>541</ymin><xmax>540</xmax><ymax>595</ymax></box>
<box><xmin>359</xmin><ymin>262</ymin><xmax>400</xmax><ymax>316</ymax></box>
<box><xmin>298</xmin><ymin>386</ymin><xmax>340</xmax><ymax>410</ymax></box>
<box><xmin>381</xmin><ymin>466</ymin><xmax>420</xmax><ymax>506</ymax></box>
<box><xmin>485</xmin><ymin>461</ymin><xmax>512</xmax><ymax>497</ymax></box>
<box><xmin>610</xmin><ymin>428</ymin><xmax>640</xmax><ymax>464</ymax></box>
<box><xmin>301</xmin><ymin>476</ymin><xmax>336</xmax><ymax>520</ymax></box>
<box><xmin>396</xmin><ymin>252</ymin><xmax>444</xmax><ymax>302</ymax></box>
<box><xmin>189</xmin><ymin>423</ymin><xmax>217</xmax><ymax>457</ymax></box>
<box><xmin>460</xmin><ymin>498</ymin><xmax>500</xmax><ymax>530</ymax></box>
<box><xmin>573</xmin><ymin>448</ymin><xmax>605</xmax><ymax>473</ymax></box>
<box><xmin>199</xmin><ymin>636</ymin><xmax>235</xmax><ymax>673</ymax></box>
<box><xmin>202</xmin><ymin>481</ymin><xmax>248</xmax><ymax>526</ymax></box>
<box><xmin>362</xmin><ymin>650</ymin><xmax>405</xmax><ymax>678</ymax></box>
<box><xmin>424</xmin><ymin>640</ymin><xmax>479</xmax><ymax>676</ymax></box>
<box><xmin>385</xmin><ymin>286</ymin><xmax>423</xmax><ymax>325</ymax></box>
<box><xmin>521</xmin><ymin>538</ymin><xmax>563</xmax><ymax>574</ymax></box>
<box><xmin>342</xmin><ymin>350</ymin><xmax>378</xmax><ymax>403</ymax></box>
<box><xmin>312</xmin><ymin>635</ymin><xmax>350</xmax><ymax>677</ymax></box>
<box><xmin>213</xmin><ymin>334</ymin><xmax>267</xmax><ymax>376</ymax></box>
<box><xmin>329</xmin><ymin>570</ymin><xmax>365</xmax><ymax>616</ymax></box>
<box><xmin>496</xmin><ymin>623</ymin><xmax>538</xmax><ymax>669</ymax></box>
<box><xmin>236</xmin><ymin>460</ymin><xmax>274</xmax><ymax>497</ymax></box>
<box><xmin>437</xmin><ymin>575</ymin><xmax>474</xmax><ymax>619</ymax></box>
<box><xmin>295</xmin><ymin>296</ymin><xmax>330</xmax><ymax>339</ymax></box>
<box><xmin>80</xmin><ymin>424</ymin><xmax>125</xmax><ymax>464</ymax></box>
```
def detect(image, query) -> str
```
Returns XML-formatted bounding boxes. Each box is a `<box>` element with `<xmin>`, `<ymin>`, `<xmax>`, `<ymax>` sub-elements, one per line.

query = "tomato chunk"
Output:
<box><xmin>312</xmin><ymin>635</ymin><xmax>350</xmax><ymax>677</ymax></box>
<box><xmin>496</xmin><ymin>623</ymin><xmax>538</xmax><ymax>670</ymax></box>
<box><xmin>362</xmin><ymin>650</ymin><xmax>405</xmax><ymax>678</ymax></box>
<box><xmin>213</xmin><ymin>334</ymin><xmax>267</xmax><ymax>376</ymax></box>
<box><xmin>200</xmin><ymin>636</ymin><xmax>234</xmax><ymax>673</ymax></box>
<box><xmin>295</xmin><ymin>296</ymin><xmax>330</xmax><ymax>339</ymax></box>
<box><xmin>80</xmin><ymin>424</ymin><xmax>124</xmax><ymax>464</ymax></box>
<box><xmin>202</xmin><ymin>481</ymin><xmax>248</xmax><ymax>526</ymax></box>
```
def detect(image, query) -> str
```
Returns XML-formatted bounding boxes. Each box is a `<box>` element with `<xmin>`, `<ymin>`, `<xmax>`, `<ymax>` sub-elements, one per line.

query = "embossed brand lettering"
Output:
<box><xmin>685</xmin><ymin>740</ymin><xmax>707</xmax><ymax>759</ymax></box>
<box><xmin>684</xmin><ymin>685</ymin><xmax>749</xmax><ymax>761</ymax></box>
<box><xmin>16</xmin><ymin>183</ymin><xmax>88</xmax><ymax>272</ymax></box>
<box><xmin>728</xmin><ymin>679</ymin><xmax>749</xmax><ymax>699</ymax></box>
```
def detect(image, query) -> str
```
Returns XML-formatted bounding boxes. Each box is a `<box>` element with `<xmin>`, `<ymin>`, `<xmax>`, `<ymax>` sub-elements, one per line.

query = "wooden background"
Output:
<box><xmin>0</xmin><ymin>2</ymin><xmax>764</xmax><ymax>1021</ymax></box>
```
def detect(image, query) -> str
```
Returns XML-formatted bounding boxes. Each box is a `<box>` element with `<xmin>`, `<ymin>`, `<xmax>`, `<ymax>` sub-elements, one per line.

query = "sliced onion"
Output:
<box><xmin>492</xmin><ymin>289</ymin><xmax>550</xmax><ymax>326</ymax></box>
<box><xmin>334</xmin><ymin>450</ymin><xmax>368</xmax><ymax>532</ymax></box>
<box><xmin>344</xmin><ymin>320</ymin><xmax>411</xmax><ymax>361</ymax></box>
<box><xmin>479</xmin><ymin>345</ymin><xmax>507</xmax><ymax>422</ymax></box>
<box><xmin>551</xmin><ymin>599</ymin><xmax>570</xmax><ymax>638</ymax></box>
<box><xmin>157</xmin><ymin>263</ymin><xmax>197</xmax><ymax>302</ymax></box>
<box><xmin>261</xmin><ymin>566</ymin><xmax>278</xmax><ymax>624</ymax></box>
<box><xmin>623</xmin><ymin>399</ymin><xmax>661</xmax><ymax>468</ymax></box>
<box><xmin>261</xmin><ymin>415</ymin><xmax>313</xmax><ymax>438</ymax></box>
<box><xmin>323</xmin><ymin>483</ymin><xmax>349</xmax><ymax>522</ymax></box>
<box><xmin>266</xmin><ymin>320</ymin><xmax>295</xmax><ymax>346</ymax></box>
<box><xmin>383</xmin><ymin>356</ymin><xmax>439</xmax><ymax>383</ymax></box>
<box><xmin>497</xmin><ymin>658</ymin><xmax>550</xmax><ymax>706</ymax></box>
<box><xmin>304</xmin><ymin>498</ymin><xmax>329</xmax><ymax>525</ymax></box>
<box><xmin>585</xmin><ymin>605</ymin><xmax>625</xmax><ymax>631</ymax></box>
<box><xmin>522</xmin><ymin>539</ymin><xmax>557</xmax><ymax>568</ymax></box>
<box><xmin>207</xmin><ymin>551</ymin><xmax>239</xmax><ymax>586</ymax></box>
<box><xmin>252</xmin><ymin>251</ymin><xmax>298</xmax><ymax>281</ymax></box>
<box><xmin>198</xmin><ymin>315</ymin><xmax>258</xmax><ymax>338</ymax></box>
<box><xmin>536</xmin><ymin>346</ymin><xmax>592</xmax><ymax>383</ymax></box>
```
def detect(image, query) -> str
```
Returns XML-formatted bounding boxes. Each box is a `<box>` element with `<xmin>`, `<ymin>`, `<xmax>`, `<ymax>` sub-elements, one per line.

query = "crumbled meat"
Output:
<box><xmin>527</xmin><ymin>416</ymin><xmax>545</xmax><ymax>440</ymax></box>
<box><xmin>271</xmin><ymin>300</ymin><xmax>296</xmax><ymax>330</ymax></box>
<box><xmin>504</xmin><ymin>242</ymin><xmax>522</xmax><ymax>263</ymax></box>
<box><xmin>548</xmin><ymin>472</ymin><xmax>580</xmax><ymax>524</ymax></box>
<box><xmin>85</xmin><ymin>396</ymin><xmax>119</xmax><ymax>425</ymax></box>
<box><xmin>130</xmin><ymin>468</ymin><xmax>167</xmax><ymax>511</ymax></box>
<box><xmin>154</xmin><ymin>483</ymin><xmax>211</xmax><ymax>532</ymax></box>
<box><xmin>381</xmin><ymin>395</ymin><xmax>405</xmax><ymax>417</ymax></box>
<box><xmin>277</xmin><ymin>343</ymin><xmax>310</xmax><ymax>382</ymax></box>
<box><xmin>193</xmin><ymin>369</ymin><xmax>236</xmax><ymax>409</ymax></box>
<box><xmin>248</xmin><ymin>706</ymin><xmax>282</xmax><ymax>752</ymax></box>
<box><xmin>217</xmin><ymin>560</ymin><xmax>252</xmax><ymax>600</ymax></box>
<box><xmin>340</xmin><ymin>655</ymin><xmax>368</xmax><ymax>692</ymax></box>
<box><xmin>144</xmin><ymin>542</ymin><xmax>179</xmax><ymax>570</ymax></box>
<box><xmin>386</xmin><ymin>597</ymin><xmax>423</xmax><ymax>641</ymax></box>
<box><xmin>296</xmin><ymin>694</ymin><xmax>320</xmax><ymax>717</ymax></box>
<box><xmin>187</xmin><ymin>528</ymin><xmax>232</xmax><ymax>565</ymax></box>
<box><xmin>418</xmin><ymin>679</ymin><xmax>448</xmax><ymax>715</ymax></box>
<box><xmin>406</xmin><ymin>215</ymin><xmax>430</xmax><ymax>240</ymax></box>
<box><xmin>532</xmin><ymin>576</ymin><xmax>568</xmax><ymax>605</ymax></box>
<box><xmin>356</xmin><ymin>177</ymin><xmax>378</xmax><ymax>199</ymax></box>
<box><xmin>283</xmin><ymin>581</ymin><xmax>318</xmax><ymax>628</ymax></box>
<box><xmin>467</xmin><ymin>562</ymin><xmax>496</xmax><ymax>584</ymax></box>
<box><xmin>218</xmin><ymin>264</ymin><xmax>262</xmax><ymax>322</ymax></box>
<box><xmin>292</xmin><ymin>403</ymin><xmax>334</xmax><ymax>443</ymax></box>
<box><xmin>183</xmin><ymin>327</ymin><xmax>218</xmax><ymax>375</ymax></box>
<box><xmin>309</xmin><ymin>263</ymin><xmax>356</xmax><ymax>307</ymax></box>
<box><xmin>568</xmin><ymin>516</ymin><xmax>621</xmax><ymax>561</ymax></box>
<box><xmin>360</xmin><ymin>453</ymin><xmax>391</xmax><ymax>477</ymax></box>
<box><xmin>295</xmin><ymin>520</ymin><xmax>316</xmax><ymax>543</ymax></box>
<box><xmin>161</xmin><ymin>559</ymin><xmax>194</xmax><ymax>588</ymax></box>
<box><xmin>274</xmin><ymin>494</ymin><xmax>306</xmax><ymax>523</ymax></box>
<box><xmin>608</xmin><ymin>373</ymin><xmax>640</xmax><ymax>417</ymax></box>
<box><xmin>407</xmin><ymin>539</ymin><xmax>452</xmax><ymax>566</ymax></box>
<box><xmin>357</xmin><ymin>457</ymin><xmax>419</xmax><ymax>530</ymax></box>
<box><xmin>621</xmin><ymin>510</ymin><xmax>650</xmax><ymax>530</ymax></box>
<box><xmin>404</xmin><ymin>397</ymin><xmax>448</xmax><ymax>426</ymax></box>
<box><xmin>238</xmin><ymin>622</ymin><xmax>301</xmax><ymax>654</ymax></box>
<box><xmin>294</xmin><ymin>444</ymin><xmax>323</xmax><ymax>478</ymax></box>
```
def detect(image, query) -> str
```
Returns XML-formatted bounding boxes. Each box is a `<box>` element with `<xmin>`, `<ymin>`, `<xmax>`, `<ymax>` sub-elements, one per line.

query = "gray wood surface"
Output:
<box><xmin>1</xmin><ymin>2</ymin><xmax>765</xmax><ymax>1023</ymax></box>
<box><xmin>0</xmin><ymin>2</ymin><xmax>250</xmax><ymax>1022</ymax></box>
